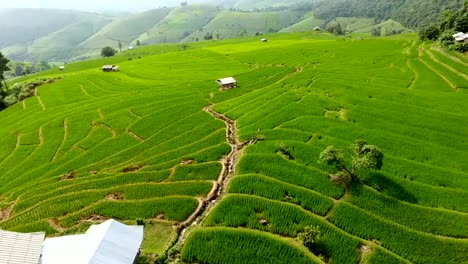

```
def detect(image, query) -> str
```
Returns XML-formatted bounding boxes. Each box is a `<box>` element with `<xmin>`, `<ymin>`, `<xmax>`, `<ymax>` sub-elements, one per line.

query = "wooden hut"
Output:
<box><xmin>102</xmin><ymin>65</ymin><xmax>119</xmax><ymax>72</ymax></box>
<box><xmin>216</xmin><ymin>77</ymin><xmax>237</xmax><ymax>90</ymax></box>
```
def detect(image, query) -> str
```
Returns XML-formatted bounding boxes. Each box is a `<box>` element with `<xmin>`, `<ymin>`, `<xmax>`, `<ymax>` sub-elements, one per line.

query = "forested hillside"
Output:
<box><xmin>315</xmin><ymin>0</ymin><xmax>464</xmax><ymax>28</ymax></box>
<box><xmin>1</xmin><ymin>0</ymin><xmax>463</xmax><ymax>64</ymax></box>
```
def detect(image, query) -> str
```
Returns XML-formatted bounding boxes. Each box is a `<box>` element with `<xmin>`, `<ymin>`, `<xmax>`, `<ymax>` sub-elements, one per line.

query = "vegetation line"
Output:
<box><xmin>431</xmin><ymin>46</ymin><xmax>468</xmax><ymax>66</ymax></box>
<box><xmin>79</xmin><ymin>84</ymin><xmax>92</xmax><ymax>97</ymax></box>
<box><xmin>51</xmin><ymin>119</ymin><xmax>68</xmax><ymax>162</ymax></box>
<box><xmin>405</xmin><ymin>60</ymin><xmax>417</xmax><ymax>89</ymax></box>
<box><xmin>426</xmin><ymin>51</ymin><xmax>468</xmax><ymax>81</ymax></box>
<box><xmin>419</xmin><ymin>58</ymin><xmax>457</xmax><ymax>92</ymax></box>
<box><xmin>127</xmin><ymin>129</ymin><xmax>144</xmax><ymax>142</ymax></box>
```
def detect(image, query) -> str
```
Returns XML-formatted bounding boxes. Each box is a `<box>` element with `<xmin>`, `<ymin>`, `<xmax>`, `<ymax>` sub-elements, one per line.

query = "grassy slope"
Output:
<box><xmin>185</xmin><ymin>10</ymin><xmax>304</xmax><ymax>41</ymax></box>
<box><xmin>0</xmin><ymin>8</ymin><xmax>92</xmax><ymax>48</ymax></box>
<box><xmin>232</xmin><ymin>0</ymin><xmax>317</xmax><ymax>9</ymax></box>
<box><xmin>281</xmin><ymin>12</ymin><xmax>324</xmax><ymax>32</ymax></box>
<box><xmin>25</xmin><ymin>15</ymin><xmax>112</xmax><ymax>62</ymax></box>
<box><xmin>355</xmin><ymin>19</ymin><xmax>410</xmax><ymax>35</ymax></box>
<box><xmin>136</xmin><ymin>5</ymin><xmax>220</xmax><ymax>45</ymax></box>
<box><xmin>76</xmin><ymin>8</ymin><xmax>173</xmax><ymax>53</ymax></box>
<box><xmin>1</xmin><ymin>32</ymin><xmax>468</xmax><ymax>263</ymax></box>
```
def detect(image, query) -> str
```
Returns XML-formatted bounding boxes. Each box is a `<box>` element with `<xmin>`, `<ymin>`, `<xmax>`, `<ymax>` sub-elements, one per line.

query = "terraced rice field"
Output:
<box><xmin>1</xmin><ymin>33</ymin><xmax>468</xmax><ymax>263</ymax></box>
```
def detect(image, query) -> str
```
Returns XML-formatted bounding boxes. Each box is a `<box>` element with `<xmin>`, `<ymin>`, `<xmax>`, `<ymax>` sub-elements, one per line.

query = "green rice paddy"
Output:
<box><xmin>0</xmin><ymin>32</ymin><xmax>467</xmax><ymax>263</ymax></box>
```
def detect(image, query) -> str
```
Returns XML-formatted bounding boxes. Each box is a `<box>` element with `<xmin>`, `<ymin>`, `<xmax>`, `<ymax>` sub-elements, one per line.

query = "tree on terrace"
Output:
<box><xmin>319</xmin><ymin>139</ymin><xmax>383</xmax><ymax>183</ymax></box>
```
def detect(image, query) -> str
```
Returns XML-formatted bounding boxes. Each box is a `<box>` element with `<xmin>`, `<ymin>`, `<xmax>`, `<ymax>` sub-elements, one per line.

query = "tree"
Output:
<box><xmin>371</xmin><ymin>27</ymin><xmax>381</xmax><ymax>36</ymax></box>
<box><xmin>15</xmin><ymin>65</ymin><xmax>22</xmax><ymax>77</ymax></box>
<box><xmin>204</xmin><ymin>32</ymin><xmax>214</xmax><ymax>40</ymax></box>
<box><xmin>327</xmin><ymin>22</ymin><xmax>344</xmax><ymax>35</ymax></box>
<box><xmin>0</xmin><ymin>52</ymin><xmax>10</xmax><ymax>92</ymax></box>
<box><xmin>319</xmin><ymin>139</ymin><xmax>383</xmax><ymax>183</ymax></box>
<box><xmin>439</xmin><ymin>10</ymin><xmax>457</xmax><ymax>31</ymax></box>
<box><xmin>454</xmin><ymin>12</ymin><xmax>468</xmax><ymax>32</ymax></box>
<box><xmin>297</xmin><ymin>226</ymin><xmax>321</xmax><ymax>249</ymax></box>
<box><xmin>118</xmin><ymin>41</ymin><xmax>122</xmax><ymax>52</ymax></box>
<box><xmin>101</xmin><ymin>46</ymin><xmax>117</xmax><ymax>57</ymax></box>
<box><xmin>419</xmin><ymin>25</ymin><xmax>440</xmax><ymax>40</ymax></box>
<box><xmin>39</xmin><ymin>61</ymin><xmax>50</xmax><ymax>71</ymax></box>
<box><xmin>136</xmin><ymin>40</ymin><xmax>141</xmax><ymax>46</ymax></box>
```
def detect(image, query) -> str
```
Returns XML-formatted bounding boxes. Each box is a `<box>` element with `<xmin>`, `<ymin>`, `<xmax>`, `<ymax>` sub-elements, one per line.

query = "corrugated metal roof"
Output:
<box><xmin>217</xmin><ymin>77</ymin><xmax>237</xmax><ymax>85</ymax></box>
<box><xmin>0</xmin><ymin>230</ymin><xmax>45</xmax><ymax>264</ymax></box>
<box><xmin>42</xmin><ymin>219</ymin><xmax>143</xmax><ymax>264</ymax></box>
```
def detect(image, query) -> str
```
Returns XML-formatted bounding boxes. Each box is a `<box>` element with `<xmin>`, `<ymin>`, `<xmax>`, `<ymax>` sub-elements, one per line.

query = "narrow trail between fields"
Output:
<box><xmin>324</xmin><ymin>184</ymin><xmax>349</xmax><ymax>220</ymax></box>
<box><xmin>170</xmin><ymin>105</ymin><xmax>256</xmax><ymax>251</ymax></box>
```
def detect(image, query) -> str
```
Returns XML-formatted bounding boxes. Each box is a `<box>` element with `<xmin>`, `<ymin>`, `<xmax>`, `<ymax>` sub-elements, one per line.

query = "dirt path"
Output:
<box><xmin>127</xmin><ymin>129</ymin><xmax>144</xmax><ymax>142</ymax></box>
<box><xmin>97</xmin><ymin>109</ymin><xmax>104</xmax><ymax>119</ymax></box>
<box><xmin>0</xmin><ymin>197</ymin><xmax>20</xmax><ymax>221</ymax></box>
<box><xmin>38</xmin><ymin>127</ymin><xmax>44</xmax><ymax>145</ymax></box>
<box><xmin>79</xmin><ymin>84</ymin><xmax>91</xmax><ymax>97</ymax></box>
<box><xmin>171</xmin><ymin>105</ymin><xmax>256</xmax><ymax>249</ymax></box>
<box><xmin>48</xmin><ymin>218</ymin><xmax>66</xmax><ymax>233</ymax></box>
<box><xmin>95</xmin><ymin>122</ymin><xmax>116</xmax><ymax>138</ymax></box>
<box><xmin>51</xmin><ymin>119</ymin><xmax>68</xmax><ymax>162</ymax></box>
<box><xmin>127</xmin><ymin>109</ymin><xmax>142</xmax><ymax>119</ymax></box>
<box><xmin>406</xmin><ymin>60</ymin><xmax>417</xmax><ymax>89</ymax></box>
<box><xmin>324</xmin><ymin>183</ymin><xmax>349</xmax><ymax>220</ymax></box>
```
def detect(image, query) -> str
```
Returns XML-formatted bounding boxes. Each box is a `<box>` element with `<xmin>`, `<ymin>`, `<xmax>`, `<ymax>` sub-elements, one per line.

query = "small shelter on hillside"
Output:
<box><xmin>216</xmin><ymin>77</ymin><xmax>237</xmax><ymax>90</ymax></box>
<box><xmin>261</xmin><ymin>38</ymin><xmax>268</xmax><ymax>42</ymax></box>
<box><xmin>58</xmin><ymin>66</ymin><xmax>65</xmax><ymax>71</ymax></box>
<box><xmin>41</xmin><ymin>219</ymin><xmax>144</xmax><ymax>264</ymax></box>
<box><xmin>102</xmin><ymin>65</ymin><xmax>119</xmax><ymax>72</ymax></box>
<box><xmin>0</xmin><ymin>229</ymin><xmax>45</xmax><ymax>264</ymax></box>
<box><xmin>453</xmin><ymin>32</ymin><xmax>468</xmax><ymax>42</ymax></box>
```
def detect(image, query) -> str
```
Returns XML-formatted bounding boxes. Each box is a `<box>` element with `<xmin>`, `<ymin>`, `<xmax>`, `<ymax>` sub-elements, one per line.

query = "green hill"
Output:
<box><xmin>1</xmin><ymin>31</ymin><xmax>468</xmax><ymax>263</ymax></box>
<box><xmin>136</xmin><ymin>5</ymin><xmax>220</xmax><ymax>45</ymax></box>
<box><xmin>281</xmin><ymin>13</ymin><xmax>324</xmax><ymax>32</ymax></box>
<box><xmin>24</xmin><ymin>16</ymin><xmax>112</xmax><ymax>62</ymax></box>
<box><xmin>185</xmin><ymin>10</ymin><xmax>305</xmax><ymax>41</ymax></box>
<box><xmin>0</xmin><ymin>8</ymin><xmax>96</xmax><ymax>48</ymax></box>
<box><xmin>230</xmin><ymin>0</ymin><xmax>319</xmax><ymax>9</ymax></box>
<box><xmin>355</xmin><ymin>19</ymin><xmax>410</xmax><ymax>36</ymax></box>
<box><xmin>76</xmin><ymin>8</ymin><xmax>173</xmax><ymax>53</ymax></box>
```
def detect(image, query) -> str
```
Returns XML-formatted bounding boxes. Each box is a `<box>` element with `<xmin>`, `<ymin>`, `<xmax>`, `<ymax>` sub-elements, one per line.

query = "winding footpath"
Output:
<box><xmin>171</xmin><ymin>105</ymin><xmax>256</xmax><ymax>251</ymax></box>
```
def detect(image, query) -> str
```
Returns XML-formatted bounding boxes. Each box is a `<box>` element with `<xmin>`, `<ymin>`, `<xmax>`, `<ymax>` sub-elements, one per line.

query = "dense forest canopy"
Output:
<box><xmin>315</xmin><ymin>0</ymin><xmax>464</xmax><ymax>29</ymax></box>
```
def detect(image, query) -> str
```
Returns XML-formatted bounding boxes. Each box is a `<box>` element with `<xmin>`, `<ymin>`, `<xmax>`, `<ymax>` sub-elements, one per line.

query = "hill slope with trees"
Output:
<box><xmin>314</xmin><ymin>0</ymin><xmax>464</xmax><ymax>29</ymax></box>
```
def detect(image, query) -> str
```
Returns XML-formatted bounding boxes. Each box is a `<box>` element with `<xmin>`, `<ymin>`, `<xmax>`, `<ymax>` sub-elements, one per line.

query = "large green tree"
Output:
<box><xmin>0</xmin><ymin>52</ymin><xmax>10</xmax><ymax>94</ymax></box>
<box><xmin>101</xmin><ymin>46</ymin><xmax>117</xmax><ymax>57</ymax></box>
<box><xmin>319</xmin><ymin>139</ymin><xmax>383</xmax><ymax>183</ymax></box>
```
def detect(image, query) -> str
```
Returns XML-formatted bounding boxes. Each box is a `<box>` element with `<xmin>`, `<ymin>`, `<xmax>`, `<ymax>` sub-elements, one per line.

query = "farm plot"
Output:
<box><xmin>0</xmin><ymin>44</ymin><xmax>256</xmax><ymax>251</ymax></box>
<box><xmin>1</xmin><ymin>33</ymin><xmax>467</xmax><ymax>263</ymax></box>
<box><xmin>183</xmin><ymin>35</ymin><xmax>468</xmax><ymax>264</ymax></box>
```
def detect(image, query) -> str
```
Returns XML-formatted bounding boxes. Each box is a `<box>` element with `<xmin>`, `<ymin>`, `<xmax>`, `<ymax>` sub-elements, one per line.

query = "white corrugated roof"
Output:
<box><xmin>453</xmin><ymin>32</ymin><xmax>465</xmax><ymax>38</ymax></box>
<box><xmin>0</xmin><ymin>230</ymin><xmax>45</xmax><ymax>264</ymax></box>
<box><xmin>41</xmin><ymin>220</ymin><xmax>143</xmax><ymax>264</ymax></box>
<box><xmin>217</xmin><ymin>77</ymin><xmax>237</xmax><ymax>85</ymax></box>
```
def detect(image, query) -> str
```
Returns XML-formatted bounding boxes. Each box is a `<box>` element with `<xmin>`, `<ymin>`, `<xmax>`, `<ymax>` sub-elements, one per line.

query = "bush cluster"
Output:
<box><xmin>0</xmin><ymin>77</ymin><xmax>59</xmax><ymax>109</ymax></box>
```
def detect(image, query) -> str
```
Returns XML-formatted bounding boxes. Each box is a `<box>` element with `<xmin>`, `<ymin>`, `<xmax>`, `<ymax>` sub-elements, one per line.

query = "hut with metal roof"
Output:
<box><xmin>0</xmin><ymin>230</ymin><xmax>45</xmax><ymax>264</ymax></box>
<box><xmin>41</xmin><ymin>219</ymin><xmax>143</xmax><ymax>264</ymax></box>
<box><xmin>216</xmin><ymin>77</ymin><xmax>237</xmax><ymax>90</ymax></box>
<box><xmin>102</xmin><ymin>65</ymin><xmax>119</xmax><ymax>72</ymax></box>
